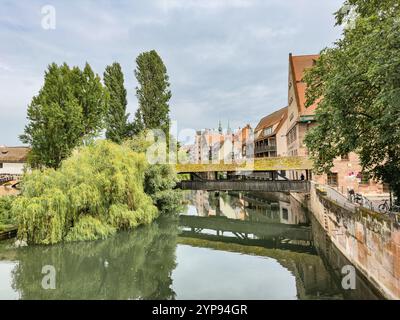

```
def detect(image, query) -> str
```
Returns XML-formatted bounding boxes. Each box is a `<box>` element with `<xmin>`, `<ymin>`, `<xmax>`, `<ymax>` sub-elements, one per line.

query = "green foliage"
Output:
<box><xmin>0</xmin><ymin>196</ymin><xmax>16</xmax><ymax>228</ymax></box>
<box><xmin>104</xmin><ymin>62</ymin><xmax>131</xmax><ymax>143</ymax></box>
<box><xmin>304</xmin><ymin>0</ymin><xmax>400</xmax><ymax>203</ymax></box>
<box><xmin>144</xmin><ymin>164</ymin><xmax>183</xmax><ymax>215</ymax></box>
<box><xmin>20</xmin><ymin>63</ymin><xmax>108</xmax><ymax>169</ymax></box>
<box><xmin>133</xmin><ymin>50</ymin><xmax>172</xmax><ymax>135</ymax></box>
<box><xmin>123</xmin><ymin>130</ymin><xmax>153</xmax><ymax>153</ymax></box>
<box><xmin>124</xmin><ymin>133</ymin><xmax>183</xmax><ymax>215</ymax></box>
<box><xmin>12</xmin><ymin>140</ymin><xmax>159</xmax><ymax>245</ymax></box>
<box><xmin>65</xmin><ymin>216</ymin><xmax>116</xmax><ymax>242</ymax></box>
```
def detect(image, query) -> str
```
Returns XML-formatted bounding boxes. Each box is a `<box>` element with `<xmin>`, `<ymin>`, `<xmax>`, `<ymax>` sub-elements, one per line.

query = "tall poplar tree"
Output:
<box><xmin>20</xmin><ymin>62</ymin><xmax>107</xmax><ymax>168</ymax></box>
<box><xmin>103</xmin><ymin>62</ymin><xmax>130</xmax><ymax>143</ymax></box>
<box><xmin>133</xmin><ymin>50</ymin><xmax>171</xmax><ymax>135</ymax></box>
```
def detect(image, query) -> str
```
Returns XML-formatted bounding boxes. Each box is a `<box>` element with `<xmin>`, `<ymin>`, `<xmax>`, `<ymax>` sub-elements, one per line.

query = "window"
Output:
<box><xmin>287</xmin><ymin>126</ymin><xmax>297</xmax><ymax>145</ymax></box>
<box><xmin>341</xmin><ymin>154</ymin><xmax>349</xmax><ymax>161</ymax></box>
<box><xmin>383</xmin><ymin>183</ymin><xmax>390</xmax><ymax>193</ymax></box>
<box><xmin>327</xmin><ymin>172</ymin><xmax>338</xmax><ymax>187</ymax></box>
<box><xmin>269</xmin><ymin>138</ymin><xmax>276</xmax><ymax>146</ymax></box>
<box><xmin>282</xmin><ymin>208</ymin><xmax>289</xmax><ymax>221</ymax></box>
<box><xmin>0</xmin><ymin>163</ymin><xmax>3</xmax><ymax>169</ymax></box>
<box><xmin>360</xmin><ymin>172</ymin><xmax>370</xmax><ymax>185</ymax></box>
<box><xmin>263</xmin><ymin>126</ymin><xmax>273</xmax><ymax>136</ymax></box>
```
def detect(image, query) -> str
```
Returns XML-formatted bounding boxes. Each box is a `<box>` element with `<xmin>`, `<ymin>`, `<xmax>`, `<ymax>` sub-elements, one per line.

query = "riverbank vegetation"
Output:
<box><xmin>0</xmin><ymin>196</ymin><xmax>16</xmax><ymax>231</ymax></box>
<box><xmin>11</xmin><ymin>140</ymin><xmax>181</xmax><ymax>245</ymax></box>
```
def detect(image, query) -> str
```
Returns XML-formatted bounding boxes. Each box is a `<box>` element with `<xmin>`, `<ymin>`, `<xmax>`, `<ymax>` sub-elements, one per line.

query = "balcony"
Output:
<box><xmin>254</xmin><ymin>144</ymin><xmax>277</xmax><ymax>154</ymax></box>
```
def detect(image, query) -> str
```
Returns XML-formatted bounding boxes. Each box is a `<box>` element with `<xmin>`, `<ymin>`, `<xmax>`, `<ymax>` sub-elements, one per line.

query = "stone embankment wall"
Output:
<box><xmin>307</xmin><ymin>183</ymin><xmax>400</xmax><ymax>299</ymax></box>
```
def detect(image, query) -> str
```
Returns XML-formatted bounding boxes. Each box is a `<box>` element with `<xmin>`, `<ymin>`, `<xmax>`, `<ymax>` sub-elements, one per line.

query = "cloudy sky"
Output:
<box><xmin>0</xmin><ymin>0</ymin><xmax>344</xmax><ymax>146</ymax></box>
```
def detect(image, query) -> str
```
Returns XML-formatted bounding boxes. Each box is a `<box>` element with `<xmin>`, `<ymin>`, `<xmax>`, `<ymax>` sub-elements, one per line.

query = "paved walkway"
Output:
<box><xmin>323</xmin><ymin>185</ymin><xmax>357</xmax><ymax>211</ymax></box>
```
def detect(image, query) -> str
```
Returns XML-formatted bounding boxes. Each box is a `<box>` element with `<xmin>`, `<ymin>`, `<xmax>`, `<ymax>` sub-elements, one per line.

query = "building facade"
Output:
<box><xmin>189</xmin><ymin>124</ymin><xmax>252</xmax><ymax>164</ymax></box>
<box><xmin>284</xmin><ymin>54</ymin><xmax>384</xmax><ymax>194</ymax></box>
<box><xmin>254</xmin><ymin>106</ymin><xmax>288</xmax><ymax>158</ymax></box>
<box><xmin>0</xmin><ymin>146</ymin><xmax>30</xmax><ymax>176</ymax></box>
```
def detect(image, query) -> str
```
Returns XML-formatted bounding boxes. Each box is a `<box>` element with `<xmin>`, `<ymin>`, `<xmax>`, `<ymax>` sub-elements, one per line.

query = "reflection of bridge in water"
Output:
<box><xmin>179</xmin><ymin>190</ymin><xmax>382</xmax><ymax>299</ymax></box>
<box><xmin>179</xmin><ymin>215</ymin><xmax>313</xmax><ymax>253</ymax></box>
<box><xmin>179</xmin><ymin>190</ymin><xmax>351</xmax><ymax>299</ymax></box>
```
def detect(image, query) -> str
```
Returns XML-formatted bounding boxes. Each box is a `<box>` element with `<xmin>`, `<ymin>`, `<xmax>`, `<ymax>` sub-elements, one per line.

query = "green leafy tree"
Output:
<box><xmin>304</xmin><ymin>0</ymin><xmax>400</xmax><ymax>204</ymax></box>
<box><xmin>104</xmin><ymin>62</ymin><xmax>131</xmax><ymax>143</ymax></box>
<box><xmin>12</xmin><ymin>140</ymin><xmax>158</xmax><ymax>245</ymax></box>
<box><xmin>20</xmin><ymin>63</ymin><xmax>108</xmax><ymax>168</ymax></box>
<box><xmin>123</xmin><ymin>132</ymin><xmax>183</xmax><ymax>215</ymax></box>
<box><xmin>133</xmin><ymin>50</ymin><xmax>172</xmax><ymax>135</ymax></box>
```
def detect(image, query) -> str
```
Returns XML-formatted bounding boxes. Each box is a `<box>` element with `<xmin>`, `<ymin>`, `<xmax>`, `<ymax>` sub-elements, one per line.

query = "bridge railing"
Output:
<box><xmin>178</xmin><ymin>180</ymin><xmax>310</xmax><ymax>192</ymax></box>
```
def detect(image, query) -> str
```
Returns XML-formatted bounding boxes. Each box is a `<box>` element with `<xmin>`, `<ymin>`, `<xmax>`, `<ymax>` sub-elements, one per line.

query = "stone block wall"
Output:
<box><xmin>309</xmin><ymin>183</ymin><xmax>400</xmax><ymax>299</ymax></box>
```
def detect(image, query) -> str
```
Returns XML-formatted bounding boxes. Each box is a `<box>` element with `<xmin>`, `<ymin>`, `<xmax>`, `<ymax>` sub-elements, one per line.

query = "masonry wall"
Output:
<box><xmin>313</xmin><ymin>152</ymin><xmax>384</xmax><ymax>195</ymax></box>
<box><xmin>276</xmin><ymin>121</ymin><xmax>287</xmax><ymax>157</ymax></box>
<box><xmin>309</xmin><ymin>183</ymin><xmax>400</xmax><ymax>299</ymax></box>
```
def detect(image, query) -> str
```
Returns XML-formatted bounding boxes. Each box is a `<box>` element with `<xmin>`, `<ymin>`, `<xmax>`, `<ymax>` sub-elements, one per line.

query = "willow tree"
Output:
<box><xmin>12</xmin><ymin>140</ymin><xmax>158</xmax><ymax>245</ymax></box>
<box><xmin>132</xmin><ymin>50</ymin><xmax>172</xmax><ymax>135</ymax></box>
<box><xmin>304</xmin><ymin>0</ymin><xmax>400</xmax><ymax>204</ymax></box>
<box><xmin>20</xmin><ymin>63</ymin><xmax>108</xmax><ymax>169</ymax></box>
<box><xmin>0</xmin><ymin>196</ymin><xmax>15</xmax><ymax>230</ymax></box>
<box><xmin>104</xmin><ymin>62</ymin><xmax>131</xmax><ymax>143</ymax></box>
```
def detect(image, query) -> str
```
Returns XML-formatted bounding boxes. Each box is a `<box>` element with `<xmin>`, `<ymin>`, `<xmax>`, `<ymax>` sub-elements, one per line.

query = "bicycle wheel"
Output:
<box><xmin>378</xmin><ymin>203</ymin><xmax>387</xmax><ymax>214</ymax></box>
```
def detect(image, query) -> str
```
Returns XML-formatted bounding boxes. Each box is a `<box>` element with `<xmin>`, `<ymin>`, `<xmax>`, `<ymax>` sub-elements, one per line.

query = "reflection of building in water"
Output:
<box><xmin>182</xmin><ymin>190</ymin><xmax>381</xmax><ymax>299</ymax></box>
<box><xmin>192</xmin><ymin>190</ymin><xmax>216</xmax><ymax>217</ymax></box>
<box><xmin>279</xmin><ymin>197</ymin><xmax>308</xmax><ymax>225</ymax></box>
<box><xmin>218</xmin><ymin>195</ymin><xmax>247</xmax><ymax>220</ymax></box>
<box><xmin>189</xmin><ymin>190</ymin><xmax>308</xmax><ymax>225</ymax></box>
<box><xmin>289</xmin><ymin>254</ymin><xmax>344</xmax><ymax>299</ymax></box>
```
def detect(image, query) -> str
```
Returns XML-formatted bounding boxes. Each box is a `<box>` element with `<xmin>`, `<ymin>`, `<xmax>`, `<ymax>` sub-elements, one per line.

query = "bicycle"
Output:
<box><xmin>378</xmin><ymin>199</ymin><xmax>391</xmax><ymax>214</ymax></box>
<box><xmin>354</xmin><ymin>193</ymin><xmax>363</xmax><ymax>205</ymax></box>
<box><xmin>378</xmin><ymin>199</ymin><xmax>400</xmax><ymax>214</ymax></box>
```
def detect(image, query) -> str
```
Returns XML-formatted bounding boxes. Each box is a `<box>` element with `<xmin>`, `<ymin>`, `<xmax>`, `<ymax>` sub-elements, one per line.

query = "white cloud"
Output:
<box><xmin>157</xmin><ymin>0</ymin><xmax>256</xmax><ymax>12</ymax></box>
<box><xmin>0</xmin><ymin>0</ymin><xmax>344</xmax><ymax>145</ymax></box>
<box><xmin>0</xmin><ymin>62</ymin><xmax>12</xmax><ymax>72</ymax></box>
<box><xmin>247</xmin><ymin>26</ymin><xmax>298</xmax><ymax>40</ymax></box>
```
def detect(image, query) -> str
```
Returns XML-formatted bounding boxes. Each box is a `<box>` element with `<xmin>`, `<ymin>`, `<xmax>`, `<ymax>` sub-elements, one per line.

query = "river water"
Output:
<box><xmin>0</xmin><ymin>190</ymin><xmax>381</xmax><ymax>300</ymax></box>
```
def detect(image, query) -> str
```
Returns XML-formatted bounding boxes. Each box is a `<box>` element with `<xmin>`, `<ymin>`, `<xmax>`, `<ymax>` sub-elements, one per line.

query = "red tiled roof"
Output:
<box><xmin>255</xmin><ymin>106</ymin><xmax>288</xmax><ymax>133</ymax></box>
<box><xmin>290</xmin><ymin>54</ymin><xmax>320</xmax><ymax>116</ymax></box>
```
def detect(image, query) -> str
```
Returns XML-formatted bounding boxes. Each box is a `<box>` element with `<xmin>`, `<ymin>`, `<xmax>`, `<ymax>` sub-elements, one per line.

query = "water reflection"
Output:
<box><xmin>181</xmin><ymin>190</ymin><xmax>312</xmax><ymax>252</ymax></box>
<box><xmin>0</xmin><ymin>190</ymin><xmax>382</xmax><ymax>300</ymax></box>
<box><xmin>180</xmin><ymin>190</ymin><xmax>380</xmax><ymax>300</ymax></box>
<box><xmin>184</xmin><ymin>190</ymin><xmax>308</xmax><ymax>225</ymax></box>
<box><xmin>10</xmin><ymin>218</ymin><xmax>179</xmax><ymax>300</ymax></box>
